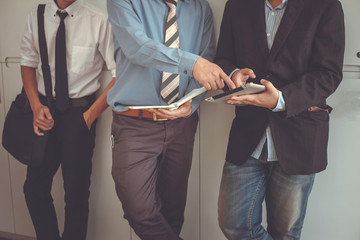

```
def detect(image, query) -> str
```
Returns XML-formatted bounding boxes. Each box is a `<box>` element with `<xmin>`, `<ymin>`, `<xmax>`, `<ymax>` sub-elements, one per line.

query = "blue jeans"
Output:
<box><xmin>218</xmin><ymin>157</ymin><xmax>315</xmax><ymax>240</ymax></box>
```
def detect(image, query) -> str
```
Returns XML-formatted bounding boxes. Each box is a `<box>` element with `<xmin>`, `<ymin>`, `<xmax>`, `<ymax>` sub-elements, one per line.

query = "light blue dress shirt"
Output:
<box><xmin>106</xmin><ymin>0</ymin><xmax>216</xmax><ymax>112</ymax></box>
<box><xmin>251</xmin><ymin>0</ymin><xmax>288</xmax><ymax>162</ymax></box>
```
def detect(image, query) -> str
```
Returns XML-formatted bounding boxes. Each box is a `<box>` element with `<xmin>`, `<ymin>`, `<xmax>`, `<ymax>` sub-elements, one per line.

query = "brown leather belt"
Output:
<box><xmin>113</xmin><ymin>109</ymin><xmax>168</xmax><ymax>121</ymax></box>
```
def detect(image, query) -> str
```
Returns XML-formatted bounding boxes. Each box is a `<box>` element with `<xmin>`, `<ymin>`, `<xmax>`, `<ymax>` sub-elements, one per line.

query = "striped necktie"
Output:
<box><xmin>160</xmin><ymin>0</ymin><xmax>180</xmax><ymax>104</ymax></box>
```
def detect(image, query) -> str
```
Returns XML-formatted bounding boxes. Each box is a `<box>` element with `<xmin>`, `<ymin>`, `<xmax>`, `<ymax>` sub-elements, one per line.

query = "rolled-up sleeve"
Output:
<box><xmin>98</xmin><ymin>18</ymin><xmax>116</xmax><ymax>77</ymax></box>
<box><xmin>20</xmin><ymin>12</ymin><xmax>39</xmax><ymax>68</ymax></box>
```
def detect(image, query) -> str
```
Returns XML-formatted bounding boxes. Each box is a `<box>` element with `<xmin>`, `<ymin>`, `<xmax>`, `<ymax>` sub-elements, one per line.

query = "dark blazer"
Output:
<box><xmin>215</xmin><ymin>0</ymin><xmax>345</xmax><ymax>174</ymax></box>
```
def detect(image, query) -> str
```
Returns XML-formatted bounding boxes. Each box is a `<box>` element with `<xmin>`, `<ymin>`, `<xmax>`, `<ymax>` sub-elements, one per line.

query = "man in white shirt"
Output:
<box><xmin>20</xmin><ymin>0</ymin><xmax>115</xmax><ymax>239</ymax></box>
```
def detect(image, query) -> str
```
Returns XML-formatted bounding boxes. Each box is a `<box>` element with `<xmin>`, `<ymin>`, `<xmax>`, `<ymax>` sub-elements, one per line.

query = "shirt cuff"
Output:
<box><xmin>229</xmin><ymin>68</ymin><xmax>240</xmax><ymax>79</ymax></box>
<box><xmin>272</xmin><ymin>90</ymin><xmax>286</xmax><ymax>112</ymax></box>
<box><xmin>178</xmin><ymin>51</ymin><xmax>200</xmax><ymax>77</ymax></box>
<box><xmin>110</xmin><ymin>69</ymin><xmax>116</xmax><ymax>78</ymax></box>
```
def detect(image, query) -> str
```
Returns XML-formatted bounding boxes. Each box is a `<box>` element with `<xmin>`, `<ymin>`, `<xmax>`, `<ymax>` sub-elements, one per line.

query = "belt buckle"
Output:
<box><xmin>152</xmin><ymin>113</ymin><xmax>167</xmax><ymax>121</ymax></box>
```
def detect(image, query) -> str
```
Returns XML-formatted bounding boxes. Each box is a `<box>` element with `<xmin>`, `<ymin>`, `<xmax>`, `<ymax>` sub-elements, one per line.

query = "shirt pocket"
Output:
<box><xmin>70</xmin><ymin>46</ymin><xmax>96</xmax><ymax>74</ymax></box>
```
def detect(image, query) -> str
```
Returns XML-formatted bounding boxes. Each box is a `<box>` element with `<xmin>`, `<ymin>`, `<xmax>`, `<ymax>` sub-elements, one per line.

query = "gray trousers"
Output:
<box><xmin>111</xmin><ymin>112</ymin><xmax>199</xmax><ymax>240</ymax></box>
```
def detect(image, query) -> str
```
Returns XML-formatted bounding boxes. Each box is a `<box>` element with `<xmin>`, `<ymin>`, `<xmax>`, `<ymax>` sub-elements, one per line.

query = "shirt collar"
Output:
<box><xmin>50</xmin><ymin>0</ymin><xmax>83</xmax><ymax>19</ymax></box>
<box><xmin>265</xmin><ymin>0</ymin><xmax>288</xmax><ymax>10</ymax></box>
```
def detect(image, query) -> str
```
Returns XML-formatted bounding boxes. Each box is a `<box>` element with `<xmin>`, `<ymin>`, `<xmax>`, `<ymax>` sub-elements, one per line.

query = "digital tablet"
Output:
<box><xmin>205</xmin><ymin>83</ymin><xmax>265</xmax><ymax>104</ymax></box>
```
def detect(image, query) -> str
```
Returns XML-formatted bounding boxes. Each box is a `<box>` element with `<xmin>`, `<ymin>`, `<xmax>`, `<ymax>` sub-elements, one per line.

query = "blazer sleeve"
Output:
<box><xmin>281</xmin><ymin>0</ymin><xmax>345</xmax><ymax>118</ymax></box>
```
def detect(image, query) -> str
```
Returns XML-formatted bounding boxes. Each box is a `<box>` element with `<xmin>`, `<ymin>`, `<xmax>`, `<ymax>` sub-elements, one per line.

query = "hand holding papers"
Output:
<box><xmin>127</xmin><ymin>87</ymin><xmax>207</xmax><ymax>110</ymax></box>
<box><xmin>205</xmin><ymin>83</ymin><xmax>265</xmax><ymax>104</ymax></box>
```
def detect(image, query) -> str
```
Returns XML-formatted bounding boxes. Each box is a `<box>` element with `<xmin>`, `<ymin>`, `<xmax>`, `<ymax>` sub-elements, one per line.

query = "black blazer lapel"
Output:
<box><xmin>268</xmin><ymin>0</ymin><xmax>304</xmax><ymax>60</ymax></box>
<box><xmin>253</xmin><ymin>0</ymin><xmax>269</xmax><ymax>59</ymax></box>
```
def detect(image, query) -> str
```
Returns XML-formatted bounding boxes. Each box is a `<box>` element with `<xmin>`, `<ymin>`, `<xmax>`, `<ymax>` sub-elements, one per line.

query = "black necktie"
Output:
<box><xmin>55</xmin><ymin>10</ymin><xmax>69</xmax><ymax>112</ymax></box>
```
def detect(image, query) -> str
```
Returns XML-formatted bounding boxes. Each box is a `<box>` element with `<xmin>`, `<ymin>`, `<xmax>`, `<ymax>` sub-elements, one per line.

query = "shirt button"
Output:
<box><xmin>267</xmin><ymin>33</ymin><xmax>271</xmax><ymax>37</ymax></box>
<box><xmin>265</xmin><ymin>73</ymin><xmax>272</xmax><ymax>78</ymax></box>
<box><xmin>184</xmin><ymin>70</ymin><xmax>188</xmax><ymax>74</ymax></box>
<box><xmin>271</xmin><ymin>12</ymin><xmax>275</xmax><ymax>16</ymax></box>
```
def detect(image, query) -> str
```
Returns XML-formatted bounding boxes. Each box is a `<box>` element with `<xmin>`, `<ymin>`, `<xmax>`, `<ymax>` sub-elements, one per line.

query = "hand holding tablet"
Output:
<box><xmin>205</xmin><ymin>83</ymin><xmax>266</xmax><ymax>104</ymax></box>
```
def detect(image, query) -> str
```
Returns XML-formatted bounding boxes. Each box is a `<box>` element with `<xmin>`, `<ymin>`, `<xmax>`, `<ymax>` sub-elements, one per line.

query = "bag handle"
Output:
<box><xmin>37</xmin><ymin>4</ymin><xmax>54</xmax><ymax>111</ymax></box>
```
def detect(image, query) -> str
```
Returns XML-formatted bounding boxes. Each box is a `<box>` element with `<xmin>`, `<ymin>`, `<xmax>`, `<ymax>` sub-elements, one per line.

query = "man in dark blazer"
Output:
<box><xmin>215</xmin><ymin>0</ymin><xmax>345</xmax><ymax>239</ymax></box>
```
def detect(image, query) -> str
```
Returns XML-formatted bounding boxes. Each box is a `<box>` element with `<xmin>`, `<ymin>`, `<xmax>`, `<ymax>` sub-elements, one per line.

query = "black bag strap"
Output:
<box><xmin>37</xmin><ymin>4</ymin><xmax>54</xmax><ymax>109</ymax></box>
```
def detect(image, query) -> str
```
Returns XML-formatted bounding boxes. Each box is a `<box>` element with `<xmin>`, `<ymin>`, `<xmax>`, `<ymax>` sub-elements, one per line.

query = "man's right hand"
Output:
<box><xmin>232</xmin><ymin>68</ymin><xmax>256</xmax><ymax>87</ymax></box>
<box><xmin>193</xmin><ymin>57</ymin><xmax>236</xmax><ymax>90</ymax></box>
<box><xmin>32</xmin><ymin>103</ymin><xmax>54</xmax><ymax>136</ymax></box>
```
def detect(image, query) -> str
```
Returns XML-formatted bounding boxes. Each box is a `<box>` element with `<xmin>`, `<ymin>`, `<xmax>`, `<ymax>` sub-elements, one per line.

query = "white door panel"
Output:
<box><xmin>2</xmin><ymin>61</ymin><xmax>35</xmax><ymax>236</ymax></box>
<box><xmin>340</xmin><ymin>0</ymin><xmax>360</xmax><ymax>66</ymax></box>
<box><xmin>200</xmin><ymin>2</ymin><xmax>229</xmax><ymax>239</ymax></box>
<box><xmin>0</xmin><ymin>63</ymin><xmax>15</xmax><ymax>233</ymax></box>
<box><xmin>0</xmin><ymin>0</ymin><xmax>47</xmax><ymax>61</ymax></box>
<box><xmin>199</xmin><ymin>97</ymin><xmax>233</xmax><ymax>240</ymax></box>
<box><xmin>302</xmin><ymin>78</ymin><xmax>360</xmax><ymax>240</ymax></box>
<box><xmin>182</xmin><ymin>127</ymin><xmax>200</xmax><ymax>240</ymax></box>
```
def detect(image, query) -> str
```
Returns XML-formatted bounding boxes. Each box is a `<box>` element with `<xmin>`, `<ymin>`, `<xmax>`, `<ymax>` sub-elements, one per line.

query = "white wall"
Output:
<box><xmin>0</xmin><ymin>0</ymin><xmax>359</xmax><ymax>240</ymax></box>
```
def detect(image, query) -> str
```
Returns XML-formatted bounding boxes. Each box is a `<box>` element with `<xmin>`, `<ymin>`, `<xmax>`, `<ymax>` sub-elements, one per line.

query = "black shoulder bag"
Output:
<box><xmin>2</xmin><ymin>4</ymin><xmax>54</xmax><ymax>166</ymax></box>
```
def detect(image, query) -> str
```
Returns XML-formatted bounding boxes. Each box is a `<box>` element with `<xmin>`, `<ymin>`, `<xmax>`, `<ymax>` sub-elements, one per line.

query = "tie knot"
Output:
<box><xmin>56</xmin><ymin>10</ymin><xmax>68</xmax><ymax>20</ymax></box>
<box><xmin>164</xmin><ymin>0</ymin><xmax>177</xmax><ymax>9</ymax></box>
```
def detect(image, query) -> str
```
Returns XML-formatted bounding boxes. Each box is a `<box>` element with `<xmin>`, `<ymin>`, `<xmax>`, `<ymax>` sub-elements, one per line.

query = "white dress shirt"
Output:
<box><xmin>20</xmin><ymin>0</ymin><xmax>115</xmax><ymax>98</ymax></box>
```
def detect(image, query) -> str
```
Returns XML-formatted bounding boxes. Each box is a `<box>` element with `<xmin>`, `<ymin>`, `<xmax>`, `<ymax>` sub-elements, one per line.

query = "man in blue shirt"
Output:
<box><xmin>104</xmin><ymin>0</ymin><xmax>254</xmax><ymax>239</ymax></box>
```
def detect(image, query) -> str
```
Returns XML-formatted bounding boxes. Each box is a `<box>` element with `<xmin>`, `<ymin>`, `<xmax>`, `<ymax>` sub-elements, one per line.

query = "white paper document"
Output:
<box><xmin>127</xmin><ymin>87</ymin><xmax>207</xmax><ymax>110</ymax></box>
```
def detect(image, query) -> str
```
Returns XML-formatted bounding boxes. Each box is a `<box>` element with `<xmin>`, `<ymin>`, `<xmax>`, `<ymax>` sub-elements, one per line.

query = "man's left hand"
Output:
<box><xmin>227</xmin><ymin>79</ymin><xmax>279</xmax><ymax>109</ymax></box>
<box><xmin>83</xmin><ymin>111</ymin><xmax>92</xmax><ymax>130</ymax></box>
<box><xmin>148</xmin><ymin>100</ymin><xmax>192</xmax><ymax>120</ymax></box>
